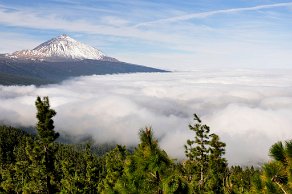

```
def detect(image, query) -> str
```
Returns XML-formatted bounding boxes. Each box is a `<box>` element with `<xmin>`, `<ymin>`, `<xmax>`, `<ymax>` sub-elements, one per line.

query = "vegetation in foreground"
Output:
<box><xmin>0</xmin><ymin>96</ymin><xmax>291</xmax><ymax>193</ymax></box>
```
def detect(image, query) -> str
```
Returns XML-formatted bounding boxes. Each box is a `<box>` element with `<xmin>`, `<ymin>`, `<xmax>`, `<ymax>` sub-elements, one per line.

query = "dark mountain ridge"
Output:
<box><xmin>0</xmin><ymin>35</ymin><xmax>167</xmax><ymax>85</ymax></box>
<box><xmin>0</xmin><ymin>58</ymin><xmax>166</xmax><ymax>85</ymax></box>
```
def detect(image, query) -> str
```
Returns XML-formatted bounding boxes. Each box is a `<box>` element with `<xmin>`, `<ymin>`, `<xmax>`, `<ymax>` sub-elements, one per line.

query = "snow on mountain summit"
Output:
<box><xmin>7</xmin><ymin>34</ymin><xmax>118</xmax><ymax>62</ymax></box>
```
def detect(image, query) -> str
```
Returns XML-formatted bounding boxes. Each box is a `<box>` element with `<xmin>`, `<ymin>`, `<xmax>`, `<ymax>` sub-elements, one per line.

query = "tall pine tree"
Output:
<box><xmin>206</xmin><ymin>134</ymin><xmax>227</xmax><ymax>193</ymax></box>
<box><xmin>184</xmin><ymin>114</ymin><xmax>227</xmax><ymax>193</ymax></box>
<box><xmin>184</xmin><ymin>114</ymin><xmax>210</xmax><ymax>190</ymax></box>
<box><xmin>34</xmin><ymin>96</ymin><xmax>59</xmax><ymax>194</ymax></box>
<box><xmin>116</xmin><ymin>127</ymin><xmax>172</xmax><ymax>193</ymax></box>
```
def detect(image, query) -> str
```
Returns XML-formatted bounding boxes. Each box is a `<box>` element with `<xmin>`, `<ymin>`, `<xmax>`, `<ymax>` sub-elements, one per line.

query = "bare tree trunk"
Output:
<box><xmin>275</xmin><ymin>182</ymin><xmax>287</xmax><ymax>194</ymax></box>
<box><xmin>45</xmin><ymin>145</ymin><xmax>52</xmax><ymax>194</ymax></box>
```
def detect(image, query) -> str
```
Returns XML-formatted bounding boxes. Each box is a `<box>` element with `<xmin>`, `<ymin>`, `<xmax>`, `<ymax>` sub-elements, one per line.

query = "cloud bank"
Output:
<box><xmin>0</xmin><ymin>70</ymin><xmax>292</xmax><ymax>165</ymax></box>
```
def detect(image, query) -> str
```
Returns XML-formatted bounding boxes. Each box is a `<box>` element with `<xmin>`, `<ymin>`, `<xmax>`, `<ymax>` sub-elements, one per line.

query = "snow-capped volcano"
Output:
<box><xmin>6</xmin><ymin>34</ymin><xmax>118</xmax><ymax>62</ymax></box>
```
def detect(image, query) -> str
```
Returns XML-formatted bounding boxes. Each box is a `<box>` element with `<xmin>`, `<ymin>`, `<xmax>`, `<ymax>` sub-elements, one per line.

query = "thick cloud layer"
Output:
<box><xmin>1</xmin><ymin>69</ymin><xmax>292</xmax><ymax>165</ymax></box>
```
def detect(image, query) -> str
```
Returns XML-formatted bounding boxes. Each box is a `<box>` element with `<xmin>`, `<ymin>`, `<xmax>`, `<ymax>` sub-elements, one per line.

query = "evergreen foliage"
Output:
<box><xmin>115</xmin><ymin>127</ymin><xmax>174</xmax><ymax>193</ymax></box>
<box><xmin>0</xmin><ymin>96</ymin><xmax>290</xmax><ymax>193</ymax></box>
<box><xmin>252</xmin><ymin>140</ymin><xmax>292</xmax><ymax>193</ymax></box>
<box><xmin>35</xmin><ymin>96</ymin><xmax>59</xmax><ymax>143</ymax></box>
<box><xmin>184</xmin><ymin>114</ymin><xmax>227</xmax><ymax>193</ymax></box>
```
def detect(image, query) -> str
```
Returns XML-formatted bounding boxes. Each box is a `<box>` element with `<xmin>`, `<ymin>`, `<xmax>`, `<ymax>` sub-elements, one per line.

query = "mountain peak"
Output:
<box><xmin>49</xmin><ymin>34</ymin><xmax>76</xmax><ymax>42</ymax></box>
<box><xmin>59</xmin><ymin>34</ymin><xmax>69</xmax><ymax>38</ymax></box>
<box><xmin>6</xmin><ymin>35</ymin><xmax>118</xmax><ymax>62</ymax></box>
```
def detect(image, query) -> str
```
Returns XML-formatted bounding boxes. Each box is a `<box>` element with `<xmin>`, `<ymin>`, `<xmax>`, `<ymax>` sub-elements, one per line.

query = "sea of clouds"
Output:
<box><xmin>1</xmin><ymin>69</ymin><xmax>292</xmax><ymax>165</ymax></box>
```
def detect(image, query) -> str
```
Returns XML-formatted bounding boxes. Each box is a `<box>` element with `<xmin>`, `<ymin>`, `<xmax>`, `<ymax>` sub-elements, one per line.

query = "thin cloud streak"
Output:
<box><xmin>135</xmin><ymin>2</ymin><xmax>292</xmax><ymax>27</ymax></box>
<box><xmin>0</xmin><ymin>7</ymin><xmax>186</xmax><ymax>45</ymax></box>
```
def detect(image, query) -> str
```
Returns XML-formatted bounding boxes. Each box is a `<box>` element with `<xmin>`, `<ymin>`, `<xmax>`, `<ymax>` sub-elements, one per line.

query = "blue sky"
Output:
<box><xmin>0</xmin><ymin>0</ymin><xmax>292</xmax><ymax>70</ymax></box>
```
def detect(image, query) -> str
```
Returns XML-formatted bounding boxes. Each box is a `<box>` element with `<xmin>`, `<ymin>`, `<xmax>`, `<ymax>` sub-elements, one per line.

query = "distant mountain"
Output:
<box><xmin>0</xmin><ymin>35</ymin><xmax>166</xmax><ymax>85</ymax></box>
<box><xmin>5</xmin><ymin>34</ymin><xmax>117</xmax><ymax>62</ymax></box>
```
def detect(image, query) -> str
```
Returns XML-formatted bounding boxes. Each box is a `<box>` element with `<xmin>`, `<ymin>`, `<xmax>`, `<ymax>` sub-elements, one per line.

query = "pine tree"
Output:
<box><xmin>83</xmin><ymin>144</ymin><xmax>99</xmax><ymax>193</ymax></box>
<box><xmin>163</xmin><ymin>172</ymin><xmax>190</xmax><ymax>193</ymax></box>
<box><xmin>32</xmin><ymin>96</ymin><xmax>59</xmax><ymax>194</ymax></box>
<box><xmin>184</xmin><ymin>114</ymin><xmax>227</xmax><ymax>193</ymax></box>
<box><xmin>98</xmin><ymin>145</ymin><xmax>127</xmax><ymax>193</ymax></box>
<box><xmin>116</xmin><ymin>127</ymin><xmax>172</xmax><ymax>193</ymax></box>
<box><xmin>184</xmin><ymin>114</ymin><xmax>210</xmax><ymax>190</ymax></box>
<box><xmin>0</xmin><ymin>127</ymin><xmax>32</xmax><ymax>193</ymax></box>
<box><xmin>253</xmin><ymin>140</ymin><xmax>292</xmax><ymax>193</ymax></box>
<box><xmin>35</xmin><ymin>96</ymin><xmax>59</xmax><ymax>144</ymax></box>
<box><xmin>206</xmin><ymin>134</ymin><xmax>227</xmax><ymax>193</ymax></box>
<box><xmin>59</xmin><ymin>147</ymin><xmax>85</xmax><ymax>193</ymax></box>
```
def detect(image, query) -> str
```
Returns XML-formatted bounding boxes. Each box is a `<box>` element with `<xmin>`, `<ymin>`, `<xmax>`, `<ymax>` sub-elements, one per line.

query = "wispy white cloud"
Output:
<box><xmin>135</xmin><ymin>2</ymin><xmax>292</xmax><ymax>27</ymax></box>
<box><xmin>0</xmin><ymin>6</ymin><xmax>186</xmax><ymax>45</ymax></box>
<box><xmin>114</xmin><ymin>40</ymin><xmax>292</xmax><ymax>70</ymax></box>
<box><xmin>0</xmin><ymin>32</ymin><xmax>43</xmax><ymax>52</ymax></box>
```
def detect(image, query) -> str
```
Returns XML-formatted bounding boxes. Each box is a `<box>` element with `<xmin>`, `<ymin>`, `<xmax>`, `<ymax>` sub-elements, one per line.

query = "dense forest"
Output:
<box><xmin>0</xmin><ymin>96</ymin><xmax>291</xmax><ymax>193</ymax></box>
<box><xmin>0</xmin><ymin>58</ymin><xmax>166</xmax><ymax>86</ymax></box>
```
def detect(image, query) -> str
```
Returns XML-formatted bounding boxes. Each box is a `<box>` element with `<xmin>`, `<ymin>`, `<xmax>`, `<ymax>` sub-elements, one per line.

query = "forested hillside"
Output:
<box><xmin>0</xmin><ymin>58</ymin><xmax>166</xmax><ymax>85</ymax></box>
<box><xmin>0</xmin><ymin>96</ymin><xmax>291</xmax><ymax>193</ymax></box>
